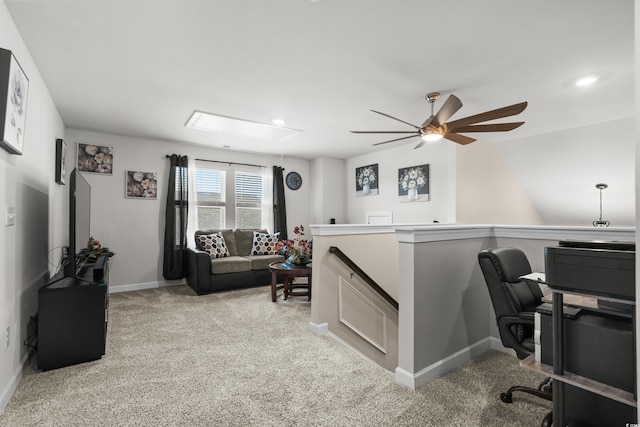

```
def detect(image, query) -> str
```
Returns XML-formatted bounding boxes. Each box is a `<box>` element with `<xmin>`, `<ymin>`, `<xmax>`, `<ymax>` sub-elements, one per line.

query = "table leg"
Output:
<box><xmin>307</xmin><ymin>274</ymin><xmax>312</xmax><ymax>301</ymax></box>
<box><xmin>284</xmin><ymin>277</ymin><xmax>291</xmax><ymax>300</ymax></box>
<box><xmin>270</xmin><ymin>270</ymin><xmax>277</xmax><ymax>302</ymax></box>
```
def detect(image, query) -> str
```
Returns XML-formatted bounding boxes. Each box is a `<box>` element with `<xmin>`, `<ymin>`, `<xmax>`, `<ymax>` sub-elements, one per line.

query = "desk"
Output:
<box><xmin>269</xmin><ymin>262</ymin><xmax>312</xmax><ymax>302</ymax></box>
<box><xmin>525</xmin><ymin>250</ymin><xmax>636</xmax><ymax>427</ymax></box>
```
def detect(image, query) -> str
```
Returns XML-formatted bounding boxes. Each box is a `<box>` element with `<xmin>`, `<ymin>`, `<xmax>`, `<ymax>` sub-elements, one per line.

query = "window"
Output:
<box><xmin>194</xmin><ymin>167</ymin><xmax>226</xmax><ymax>229</ymax></box>
<box><xmin>194</xmin><ymin>161</ymin><xmax>272</xmax><ymax>231</ymax></box>
<box><xmin>234</xmin><ymin>171</ymin><xmax>263</xmax><ymax>229</ymax></box>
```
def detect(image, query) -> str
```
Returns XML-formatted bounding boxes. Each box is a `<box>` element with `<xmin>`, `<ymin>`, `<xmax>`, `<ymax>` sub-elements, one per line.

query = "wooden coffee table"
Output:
<box><xmin>269</xmin><ymin>262</ymin><xmax>312</xmax><ymax>302</ymax></box>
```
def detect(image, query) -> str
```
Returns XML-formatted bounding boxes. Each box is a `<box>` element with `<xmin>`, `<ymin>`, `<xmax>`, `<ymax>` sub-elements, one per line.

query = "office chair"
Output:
<box><xmin>478</xmin><ymin>247</ymin><xmax>552</xmax><ymax>404</ymax></box>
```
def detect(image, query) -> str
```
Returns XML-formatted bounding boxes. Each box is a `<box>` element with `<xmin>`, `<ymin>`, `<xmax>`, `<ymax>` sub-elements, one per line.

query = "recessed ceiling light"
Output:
<box><xmin>575</xmin><ymin>76</ymin><xmax>599</xmax><ymax>87</ymax></box>
<box><xmin>185</xmin><ymin>111</ymin><xmax>301</xmax><ymax>142</ymax></box>
<box><xmin>271</xmin><ymin>118</ymin><xmax>286</xmax><ymax>126</ymax></box>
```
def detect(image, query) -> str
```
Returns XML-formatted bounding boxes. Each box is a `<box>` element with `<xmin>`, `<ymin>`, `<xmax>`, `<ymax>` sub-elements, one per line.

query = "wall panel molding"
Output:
<box><xmin>338</xmin><ymin>276</ymin><xmax>388</xmax><ymax>354</ymax></box>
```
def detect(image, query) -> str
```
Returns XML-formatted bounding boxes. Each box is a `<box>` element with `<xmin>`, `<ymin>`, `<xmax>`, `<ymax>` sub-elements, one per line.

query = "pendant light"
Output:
<box><xmin>592</xmin><ymin>183</ymin><xmax>610</xmax><ymax>227</ymax></box>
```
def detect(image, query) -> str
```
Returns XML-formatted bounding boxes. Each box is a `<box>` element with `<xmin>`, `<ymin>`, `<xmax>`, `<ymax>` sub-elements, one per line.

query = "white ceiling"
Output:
<box><xmin>4</xmin><ymin>0</ymin><xmax>635</xmax><ymax>160</ymax></box>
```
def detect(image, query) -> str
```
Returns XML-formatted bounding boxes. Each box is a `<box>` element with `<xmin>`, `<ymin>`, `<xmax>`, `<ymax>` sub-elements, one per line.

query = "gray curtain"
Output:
<box><xmin>163</xmin><ymin>154</ymin><xmax>188</xmax><ymax>279</ymax></box>
<box><xmin>273</xmin><ymin>166</ymin><xmax>287</xmax><ymax>240</ymax></box>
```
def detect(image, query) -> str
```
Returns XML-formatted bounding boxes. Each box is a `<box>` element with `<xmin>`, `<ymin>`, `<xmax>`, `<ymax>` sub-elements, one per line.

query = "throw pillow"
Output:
<box><xmin>197</xmin><ymin>233</ymin><xmax>230</xmax><ymax>259</ymax></box>
<box><xmin>251</xmin><ymin>231</ymin><xmax>280</xmax><ymax>255</ymax></box>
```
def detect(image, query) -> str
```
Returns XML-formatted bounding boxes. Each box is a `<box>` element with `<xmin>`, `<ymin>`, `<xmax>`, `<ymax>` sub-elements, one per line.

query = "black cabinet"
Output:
<box><xmin>38</xmin><ymin>260</ymin><xmax>109</xmax><ymax>371</ymax></box>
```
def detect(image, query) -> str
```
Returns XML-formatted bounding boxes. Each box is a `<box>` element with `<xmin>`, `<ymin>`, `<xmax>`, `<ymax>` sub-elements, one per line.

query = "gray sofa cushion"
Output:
<box><xmin>211</xmin><ymin>256</ymin><xmax>251</xmax><ymax>274</ymax></box>
<box><xmin>235</xmin><ymin>229</ymin><xmax>266</xmax><ymax>256</ymax></box>
<box><xmin>247</xmin><ymin>254</ymin><xmax>285</xmax><ymax>270</ymax></box>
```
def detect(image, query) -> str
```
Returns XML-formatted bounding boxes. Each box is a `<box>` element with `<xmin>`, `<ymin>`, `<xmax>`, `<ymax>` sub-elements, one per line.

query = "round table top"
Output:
<box><xmin>268</xmin><ymin>262</ymin><xmax>312</xmax><ymax>274</ymax></box>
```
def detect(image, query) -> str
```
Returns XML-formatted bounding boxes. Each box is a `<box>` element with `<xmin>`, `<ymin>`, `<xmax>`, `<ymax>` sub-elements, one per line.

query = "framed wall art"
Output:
<box><xmin>55</xmin><ymin>138</ymin><xmax>67</xmax><ymax>184</ymax></box>
<box><xmin>398</xmin><ymin>164</ymin><xmax>430</xmax><ymax>202</ymax></box>
<box><xmin>0</xmin><ymin>48</ymin><xmax>29</xmax><ymax>155</ymax></box>
<box><xmin>355</xmin><ymin>163</ymin><xmax>378</xmax><ymax>197</ymax></box>
<box><xmin>77</xmin><ymin>143</ymin><xmax>113</xmax><ymax>174</ymax></box>
<box><xmin>126</xmin><ymin>171</ymin><xmax>158</xmax><ymax>199</ymax></box>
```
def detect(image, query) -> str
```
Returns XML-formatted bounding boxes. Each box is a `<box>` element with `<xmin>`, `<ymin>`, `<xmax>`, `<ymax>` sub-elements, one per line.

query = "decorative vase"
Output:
<box><xmin>286</xmin><ymin>253</ymin><xmax>308</xmax><ymax>268</ymax></box>
<box><xmin>362</xmin><ymin>183</ymin><xmax>370</xmax><ymax>195</ymax></box>
<box><xmin>408</xmin><ymin>187</ymin><xmax>418</xmax><ymax>201</ymax></box>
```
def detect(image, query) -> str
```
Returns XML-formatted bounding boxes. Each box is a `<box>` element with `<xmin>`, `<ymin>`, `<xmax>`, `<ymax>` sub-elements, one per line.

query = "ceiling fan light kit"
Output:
<box><xmin>351</xmin><ymin>91</ymin><xmax>528</xmax><ymax>148</ymax></box>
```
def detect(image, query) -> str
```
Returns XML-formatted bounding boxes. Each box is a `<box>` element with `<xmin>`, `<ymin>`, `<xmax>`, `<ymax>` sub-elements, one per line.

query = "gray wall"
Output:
<box><xmin>64</xmin><ymin>128</ymin><xmax>312</xmax><ymax>289</ymax></box>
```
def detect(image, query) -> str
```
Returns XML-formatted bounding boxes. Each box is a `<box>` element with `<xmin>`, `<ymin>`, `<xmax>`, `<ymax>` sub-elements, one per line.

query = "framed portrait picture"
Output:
<box><xmin>55</xmin><ymin>138</ymin><xmax>67</xmax><ymax>184</ymax></box>
<box><xmin>126</xmin><ymin>171</ymin><xmax>158</xmax><ymax>199</ymax></box>
<box><xmin>355</xmin><ymin>163</ymin><xmax>378</xmax><ymax>197</ymax></box>
<box><xmin>0</xmin><ymin>48</ymin><xmax>29</xmax><ymax>155</ymax></box>
<box><xmin>398</xmin><ymin>164</ymin><xmax>430</xmax><ymax>202</ymax></box>
<box><xmin>77</xmin><ymin>143</ymin><xmax>113</xmax><ymax>174</ymax></box>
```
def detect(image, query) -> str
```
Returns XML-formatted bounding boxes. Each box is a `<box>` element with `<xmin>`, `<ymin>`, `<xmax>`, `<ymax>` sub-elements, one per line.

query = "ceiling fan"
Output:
<box><xmin>351</xmin><ymin>92</ymin><xmax>528</xmax><ymax>149</ymax></box>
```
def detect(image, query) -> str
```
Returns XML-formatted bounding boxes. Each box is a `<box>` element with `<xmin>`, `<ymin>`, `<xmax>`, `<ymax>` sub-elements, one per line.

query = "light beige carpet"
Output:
<box><xmin>0</xmin><ymin>285</ymin><xmax>551</xmax><ymax>426</ymax></box>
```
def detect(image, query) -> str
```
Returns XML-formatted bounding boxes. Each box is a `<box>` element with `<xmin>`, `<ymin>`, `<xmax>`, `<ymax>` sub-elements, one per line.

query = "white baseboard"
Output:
<box><xmin>307</xmin><ymin>321</ymin><xmax>328</xmax><ymax>335</ymax></box>
<box><xmin>109</xmin><ymin>280</ymin><xmax>185</xmax><ymax>294</ymax></box>
<box><xmin>395</xmin><ymin>337</ymin><xmax>492</xmax><ymax>389</ymax></box>
<box><xmin>307</xmin><ymin>323</ymin><xmax>379</xmax><ymax>365</ymax></box>
<box><xmin>1</xmin><ymin>348</ymin><xmax>33</xmax><ymax>413</ymax></box>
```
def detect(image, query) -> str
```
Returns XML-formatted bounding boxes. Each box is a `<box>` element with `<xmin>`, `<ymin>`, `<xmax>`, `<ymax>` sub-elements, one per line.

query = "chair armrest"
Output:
<box><xmin>498</xmin><ymin>312</ymin><xmax>534</xmax><ymax>328</ymax></box>
<box><xmin>497</xmin><ymin>313</ymin><xmax>536</xmax><ymax>359</ymax></box>
<box><xmin>187</xmin><ymin>248</ymin><xmax>211</xmax><ymax>294</ymax></box>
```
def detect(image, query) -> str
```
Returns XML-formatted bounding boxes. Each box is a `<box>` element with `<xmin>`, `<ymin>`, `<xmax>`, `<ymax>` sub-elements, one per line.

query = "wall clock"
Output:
<box><xmin>286</xmin><ymin>171</ymin><xmax>302</xmax><ymax>190</ymax></box>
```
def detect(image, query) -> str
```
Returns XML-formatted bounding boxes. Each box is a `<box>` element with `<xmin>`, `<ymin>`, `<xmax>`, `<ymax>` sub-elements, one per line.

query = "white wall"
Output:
<box><xmin>496</xmin><ymin>118</ymin><xmax>635</xmax><ymax>226</ymax></box>
<box><xmin>0</xmin><ymin>2</ymin><xmax>65</xmax><ymax>410</ymax></box>
<box><xmin>64</xmin><ymin>129</ymin><xmax>311</xmax><ymax>289</ymax></box>
<box><xmin>346</xmin><ymin>140</ymin><xmax>457</xmax><ymax>224</ymax></box>
<box><xmin>310</xmin><ymin>157</ymin><xmax>346</xmax><ymax>225</ymax></box>
<box><xmin>456</xmin><ymin>139</ymin><xmax>544</xmax><ymax>225</ymax></box>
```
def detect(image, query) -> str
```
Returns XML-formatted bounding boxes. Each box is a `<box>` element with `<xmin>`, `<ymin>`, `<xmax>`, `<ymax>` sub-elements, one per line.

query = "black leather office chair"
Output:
<box><xmin>478</xmin><ymin>247</ymin><xmax>552</xmax><ymax>404</ymax></box>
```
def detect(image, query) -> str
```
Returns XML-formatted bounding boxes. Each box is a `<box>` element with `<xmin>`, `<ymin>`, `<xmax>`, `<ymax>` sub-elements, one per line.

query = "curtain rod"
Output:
<box><xmin>166</xmin><ymin>155</ymin><xmax>284</xmax><ymax>170</ymax></box>
<box><xmin>196</xmin><ymin>158</ymin><xmax>268</xmax><ymax>168</ymax></box>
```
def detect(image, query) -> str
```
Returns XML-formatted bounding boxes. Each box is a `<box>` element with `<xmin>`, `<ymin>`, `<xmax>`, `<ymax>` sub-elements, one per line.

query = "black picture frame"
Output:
<box><xmin>55</xmin><ymin>138</ymin><xmax>67</xmax><ymax>184</ymax></box>
<box><xmin>0</xmin><ymin>48</ymin><xmax>29</xmax><ymax>155</ymax></box>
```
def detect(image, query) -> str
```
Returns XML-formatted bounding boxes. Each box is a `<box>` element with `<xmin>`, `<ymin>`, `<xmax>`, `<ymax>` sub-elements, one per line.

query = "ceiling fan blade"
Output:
<box><xmin>444</xmin><ymin>132</ymin><xmax>476</xmax><ymax>145</ymax></box>
<box><xmin>351</xmin><ymin>131</ymin><xmax>420</xmax><ymax>134</ymax></box>
<box><xmin>371</xmin><ymin>110</ymin><xmax>421</xmax><ymax>129</ymax></box>
<box><xmin>420</xmin><ymin>115</ymin><xmax>434</xmax><ymax>128</ymax></box>
<box><xmin>446</xmin><ymin>101</ymin><xmax>528</xmax><ymax>130</ymax></box>
<box><xmin>432</xmin><ymin>95</ymin><xmax>463</xmax><ymax>128</ymax></box>
<box><xmin>413</xmin><ymin>139</ymin><xmax>426</xmax><ymax>150</ymax></box>
<box><xmin>372</xmin><ymin>134</ymin><xmax>420</xmax><ymax>146</ymax></box>
<box><xmin>449</xmin><ymin>122</ymin><xmax>525</xmax><ymax>133</ymax></box>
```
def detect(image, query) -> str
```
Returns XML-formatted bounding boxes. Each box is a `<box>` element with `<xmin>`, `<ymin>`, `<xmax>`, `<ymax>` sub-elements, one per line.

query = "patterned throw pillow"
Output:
<box><xmin>251</xmin><ymin>231</ymin><xmax>280</xmax><ymax>255</ymax></box>
<box><xmin>197</xmin><ymin>233</ymin><xmax>230</xmax><ymax>259</ymax></box>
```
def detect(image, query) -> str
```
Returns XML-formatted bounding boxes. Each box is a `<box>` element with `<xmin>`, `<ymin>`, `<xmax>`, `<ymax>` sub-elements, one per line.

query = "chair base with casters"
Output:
<box><xmin>500</xmin><ymin>376</ymin><xmax>552</xmax><ymax>403</ymax></box>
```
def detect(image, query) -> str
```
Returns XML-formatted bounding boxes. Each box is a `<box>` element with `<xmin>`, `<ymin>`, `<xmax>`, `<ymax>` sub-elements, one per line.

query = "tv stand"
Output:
<box><xmin>38</xmin><ymin>257</ymin><xmax>109</xmax><ymax>371</ymax></box>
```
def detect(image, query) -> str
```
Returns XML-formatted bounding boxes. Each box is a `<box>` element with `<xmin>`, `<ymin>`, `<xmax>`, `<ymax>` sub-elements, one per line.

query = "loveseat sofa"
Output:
<box><xmin>186</xmin><ymin>229</ymin><xmax>284</xmax><ymax>295</ymax></box>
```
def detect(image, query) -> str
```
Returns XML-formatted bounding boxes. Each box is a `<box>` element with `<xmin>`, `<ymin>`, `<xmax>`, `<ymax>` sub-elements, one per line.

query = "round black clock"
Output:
<box><xmin>286</xmin><ymin>171</ymin><xmax>302</xmax><ymax>190</ymax></box>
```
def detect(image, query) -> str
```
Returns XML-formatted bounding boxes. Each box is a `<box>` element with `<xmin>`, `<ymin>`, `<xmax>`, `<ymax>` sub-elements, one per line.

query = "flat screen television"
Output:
<box><xmin>63</xmin><ymin>168</ymin><xmax>91</xmax><ymax>277</ymax></box>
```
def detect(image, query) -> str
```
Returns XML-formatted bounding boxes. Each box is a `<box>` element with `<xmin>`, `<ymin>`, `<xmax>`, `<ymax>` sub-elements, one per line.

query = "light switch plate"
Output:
<box><xmin>6</xmin><ymin>206</ymin><xmax>15</xmax><ymax>226</ymax></box>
